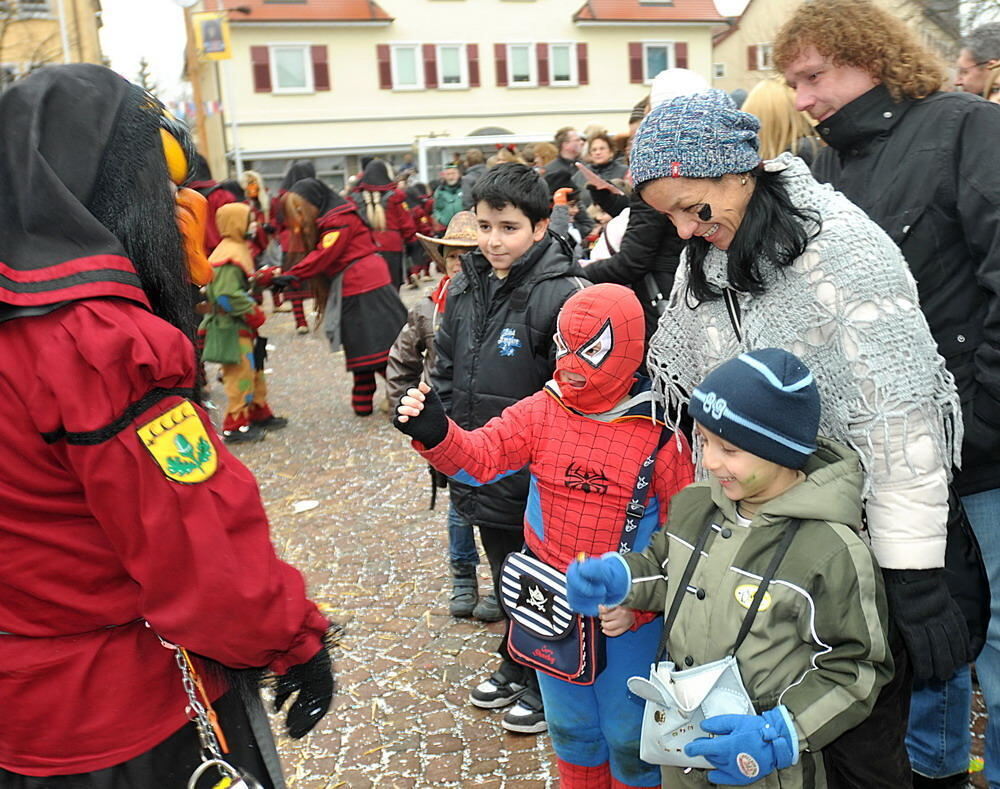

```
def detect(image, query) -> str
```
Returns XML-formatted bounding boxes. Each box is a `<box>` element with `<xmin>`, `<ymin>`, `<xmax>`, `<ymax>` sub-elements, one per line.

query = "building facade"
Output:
<box><xmin>188</xmin><ymin>0</ymin><xmax>726</xmax><ymax>186</ymax></box>
<box><xmin>0</xmin><ymin>0</ymin><xmax>103</xmax><ymax>89</ymax></box>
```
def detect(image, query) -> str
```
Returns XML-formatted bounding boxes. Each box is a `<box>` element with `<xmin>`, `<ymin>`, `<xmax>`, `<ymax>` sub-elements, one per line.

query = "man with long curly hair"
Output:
<box><xmin>775</xmin><ymin>2</ymin><xmax>1000</xmax><ymax>788</ymax></box>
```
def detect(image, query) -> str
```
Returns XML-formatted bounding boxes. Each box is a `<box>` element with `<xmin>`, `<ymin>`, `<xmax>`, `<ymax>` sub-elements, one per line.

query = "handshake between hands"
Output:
<box><xmin>566</xmin><ymin>556</ymin><xmax>799</xmax><ymax>785</ymax></box>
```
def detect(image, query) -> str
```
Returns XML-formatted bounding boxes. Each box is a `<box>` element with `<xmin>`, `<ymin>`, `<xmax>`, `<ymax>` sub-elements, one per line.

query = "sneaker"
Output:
<box><xmin>472</xmin><ymin>593</ymin><xmax>503</xmax><ymax>622</ymax></box>
<box><xmin>256</xmin><ymin>415</ymin><xmax>288</xmax><ymax>430</ymax></box>
<box><xmin>295</xmin><ymin>325</ymin><xmax>310</xmax><ymax>335</ymax></box>
<box><xmin>502</xmin><ymin>688</ymin><xmax>547</xmax><ymax>734</ymax></box>
<box><xmin>449</xmin><ymin>573</ymin><xmax>479</xmax><ymax>618</ymax></box>
<box><xmin>469</xmin><ymin>667</ymin><xmax>528</xmax><ymax>709</ymax></box>
<box><xmin>223</xmin><ymin>424</ymin><xmax>265</xmax><ymax>444</ymax></box>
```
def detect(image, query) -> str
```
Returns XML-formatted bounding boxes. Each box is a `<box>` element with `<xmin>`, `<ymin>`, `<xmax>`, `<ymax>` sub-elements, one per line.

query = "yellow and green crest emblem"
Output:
<box><xmin>137</xmin><ymin>400</ymin><xmax>218</xmax><ymax>484</ymax></box>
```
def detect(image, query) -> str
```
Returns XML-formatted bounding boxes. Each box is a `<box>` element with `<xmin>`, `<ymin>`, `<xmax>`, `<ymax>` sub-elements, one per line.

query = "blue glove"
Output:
<box><xmin>684</xmin><ymin>706</ymin><xmax>798</xmax><ymax>786</ymax></box>
<box><xmin>566</xmin><ymin>552</ymin><xmax>631</xmax><ymax>617</ymax></box>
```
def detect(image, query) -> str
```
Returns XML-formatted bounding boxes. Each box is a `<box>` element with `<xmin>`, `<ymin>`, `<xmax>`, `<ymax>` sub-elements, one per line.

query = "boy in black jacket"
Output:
<box><xmin>431</xmin><ymin>163</ymin><xmax>587</xmax><ymax>734</ymax></box>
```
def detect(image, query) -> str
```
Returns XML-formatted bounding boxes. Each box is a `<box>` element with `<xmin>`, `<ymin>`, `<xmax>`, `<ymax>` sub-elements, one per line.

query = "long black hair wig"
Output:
<box><xmin>670</xmin><ymin>167</ymin><xmax>820</xmax><ymax>304</ymax></box>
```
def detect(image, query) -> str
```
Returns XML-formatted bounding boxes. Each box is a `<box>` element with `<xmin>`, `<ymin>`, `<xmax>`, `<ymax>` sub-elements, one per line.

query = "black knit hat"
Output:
<box><xmin>690</xmin><ymin>348</ymin><xmax>820</xmax><ymax>469</ymax></box>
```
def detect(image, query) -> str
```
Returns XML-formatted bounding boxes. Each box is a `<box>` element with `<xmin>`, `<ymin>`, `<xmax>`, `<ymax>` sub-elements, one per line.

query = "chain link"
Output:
<box><xmin>169</xmin><ymin>641</ymin><xmax>225</xmax><ymax>763</ymax></box>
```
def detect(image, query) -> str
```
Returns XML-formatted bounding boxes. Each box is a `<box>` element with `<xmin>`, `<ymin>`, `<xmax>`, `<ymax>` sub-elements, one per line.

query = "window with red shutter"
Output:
<box><xmin>377</xmin><ymin>44</ymin><xmax>391</xmax><ymax>89</ymax></box>
<box><xmin>675</xmin><ymin>42</ymin><xmax>688</xmax><ymax>70</ymax></box>
<box><xmin>577</xmin><ymin>42</ymin><xmax>588</xmax><ymax>85</ymax></box>
<box><xmin>468</xmin><ymin>43</ymin><xmax>480</xmax><ymax>88</ymax></box>
<box><xmin>495</xmin><ymin>43</ymin><xmax>508</xmax><ymax>87</ymax></box>
<box><xmin>423</xmin><ymin>43</ymin><xmax>438</xmax><ymax>89</ymax></box>
<box><xmin>537</xmin><ymin>41</ymin><xmax>549</xmax><ymax>86</ymax></box>
<box><xmin>251</xmin><ymin>46</ymin><xmax>271</xmax><ymax>93</ymax></box>
<box><xmin>311</xmin><ymin>45</ymin><xmax>330</xmax><ymax>91</ymax></box>
<box><xmin>628</xmin><ymin>42</ymin><xmax>643</xmax><ymax>84</ymax></box>
<box><xmin>747</xmin><ymin>45</ymin><xmax>758</xmax><ymax>71</ymax></box>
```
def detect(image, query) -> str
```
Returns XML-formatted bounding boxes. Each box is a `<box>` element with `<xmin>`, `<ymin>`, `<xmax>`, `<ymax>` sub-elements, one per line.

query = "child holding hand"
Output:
<box><xmin>395</xmin><ymin>284</ymin><xmax>694</xmax><ymax>788</ymax></box>
<box><xmin>567</xmin><ymin>349</ymin><xmax>894</xmax><ymax>788</ymax></box>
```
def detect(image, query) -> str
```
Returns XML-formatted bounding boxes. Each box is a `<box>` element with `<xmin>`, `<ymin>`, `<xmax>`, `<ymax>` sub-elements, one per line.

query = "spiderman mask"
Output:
<box><xmin>553</xmin><ymin>284</ymin><xmax>646</xmax><ymax>414</ymax></box>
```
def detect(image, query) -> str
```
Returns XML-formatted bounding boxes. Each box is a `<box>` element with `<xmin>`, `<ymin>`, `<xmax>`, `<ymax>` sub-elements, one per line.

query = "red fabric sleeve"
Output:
<box><xmin>31</xmin><ymin>302</ymin><xmax>327</xmax><ymax>674</ymax></box>
<box><xmin>653</xmin><ymin>431</ymin><xmax>695</xmax><ymax>525</ymax></box>
<box><xmin>390</xmin><ymin>190</ymin><xmax>418</xmax><ymax>243</ymax></box>
<box><xmin>285</xmin><ymin>226</ymin><xmax>354</xmax><ymax>281</ymax></box>
<box><xmin>416</xmin><ymin>394</ymin><xmax>541</xmax><ymax>481</ymax></box>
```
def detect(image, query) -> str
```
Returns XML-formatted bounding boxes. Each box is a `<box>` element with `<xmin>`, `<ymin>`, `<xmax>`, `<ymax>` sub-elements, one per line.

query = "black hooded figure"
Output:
<box><xmin>349</xmin><ymin>158</ymin><xmax>417</xmax><ymax>289</ymax></box>
<box><xmin>0</xmin><ymin>65</ymin><xmax>334</xmax><ymax>787</ymax></box>
<box><xmin>272</xmin><ymin>159</ymin><xmax>318</xmax><ymax>331</ymax></box>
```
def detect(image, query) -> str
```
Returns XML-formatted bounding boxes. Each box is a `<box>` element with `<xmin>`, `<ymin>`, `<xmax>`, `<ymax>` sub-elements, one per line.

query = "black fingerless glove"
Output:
<box><xmin>271</xmin><ymin>274</ymin><xmax>300</xmax><ymax>292</ymax></box>
<box><xmin>392</xmin><ymin>387</ymin><xmax>448</xmax><ymax>448</ymax></box>
<box><xmin>273</xmin><ymin>646</ymin><xmax>335</xmax><ymax>739</ymax></box>
<box><xmin>884</xmin><ymin>568</ymin><xmax>971</xmax><ymax>682</ymax></box>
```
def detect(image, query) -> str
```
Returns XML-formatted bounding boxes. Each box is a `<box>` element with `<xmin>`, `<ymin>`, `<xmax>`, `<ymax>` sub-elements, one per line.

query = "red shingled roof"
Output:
<box><xmin>574</xmin><ymin>0</ymin><xmax>726</xmax><ymax>23</ymax></box>
<box><xmin>222</xmin><ymin>0</ymin><xmax>392</xmax><ymax>22</ymax></box>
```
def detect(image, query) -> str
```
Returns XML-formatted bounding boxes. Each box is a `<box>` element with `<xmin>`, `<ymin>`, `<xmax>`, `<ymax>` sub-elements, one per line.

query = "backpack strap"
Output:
<box><xmin>731</xmin><ymin>519</ymin><xmax>801</xmax><ymax>655</ymax></box>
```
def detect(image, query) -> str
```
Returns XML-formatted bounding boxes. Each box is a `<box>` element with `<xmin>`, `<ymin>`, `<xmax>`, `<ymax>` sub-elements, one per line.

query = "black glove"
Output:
<box><xmin>273</xmin><ymin>647</ymin><xmax>335</xmax><ymax>739</ymax></box>
<box><xmin>392</xmin><ymin>386</ymin><xmax>448</xmax><ymax>448</ymax></box>
<box><xmin>271</xmin><ymin>274</ymin><xmax>300</xmax><ymax>292</ymax></box>
<box><xmin>883</xmin><ymin>568</ymin><xmax>971</xmax><ymax>682</ymax></box>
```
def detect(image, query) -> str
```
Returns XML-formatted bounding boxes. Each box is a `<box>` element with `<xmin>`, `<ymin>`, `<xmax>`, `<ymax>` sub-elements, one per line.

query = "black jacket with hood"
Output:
<box><xmin>812</xmin><ymin>85</ymin><xmax>1000</xmax><ymax>495</ymax></box>
<box><xmin>431</xmin><ymin>232</ymin><xmax>587</xmax><ymax>529</ymax></box>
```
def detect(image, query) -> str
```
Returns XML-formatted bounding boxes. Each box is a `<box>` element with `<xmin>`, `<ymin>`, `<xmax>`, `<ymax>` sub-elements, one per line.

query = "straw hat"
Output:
<box><xmin>416</xmin><ymin>210</ymin><xmax>478</xmax><ymax>268</ymax></box>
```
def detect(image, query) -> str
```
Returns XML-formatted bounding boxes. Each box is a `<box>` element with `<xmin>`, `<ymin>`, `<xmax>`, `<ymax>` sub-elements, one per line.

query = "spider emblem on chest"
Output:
<box><xmin>563</xmin><ymin>463</ymin><xmax>610</xmax><ymax>495</ymax></box>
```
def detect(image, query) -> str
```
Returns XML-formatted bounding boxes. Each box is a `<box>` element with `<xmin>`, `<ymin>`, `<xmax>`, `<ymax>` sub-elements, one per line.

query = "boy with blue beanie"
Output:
<box><xmin>567</xmin><ymin>348</ymin><xmax>894</xmax><ymax>788</ymax></box>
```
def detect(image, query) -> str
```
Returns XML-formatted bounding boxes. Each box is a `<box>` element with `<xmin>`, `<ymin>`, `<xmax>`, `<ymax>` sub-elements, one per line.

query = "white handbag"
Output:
<box><xmin>630</xmin><ymin>516</ymin><xmax>801</xmax><ymax>768</ymax></box>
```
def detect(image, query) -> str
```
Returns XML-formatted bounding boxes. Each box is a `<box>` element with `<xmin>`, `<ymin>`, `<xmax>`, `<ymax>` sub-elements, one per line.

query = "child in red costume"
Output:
<box><xmin>395</xmin><ymin>283</ymin><xmax>694</xmax><ymax>788</ymax></box>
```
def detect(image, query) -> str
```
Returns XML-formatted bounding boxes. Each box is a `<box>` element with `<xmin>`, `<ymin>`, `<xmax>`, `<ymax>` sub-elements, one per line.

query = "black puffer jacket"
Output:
<box><xmin>576</xmin><ymin>192</ymin><xmax>684</xmax><ymax>342</ymax></box>
<box><xmin>812</xmin><ymin>86</ymin><xmax>1000</xmax><ymax>495</ymax></box>
<box><xmin>432</xmin><ymin>233</ymin><xmax>588</xmax><ymax>529</ymax></box>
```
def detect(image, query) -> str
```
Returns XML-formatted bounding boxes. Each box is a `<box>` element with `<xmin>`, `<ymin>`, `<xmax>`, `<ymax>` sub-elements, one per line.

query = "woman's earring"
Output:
<box><xmin>740</xmin><ymin>176</ymin><xmax>748</xmax><ymax>186</ymax></box>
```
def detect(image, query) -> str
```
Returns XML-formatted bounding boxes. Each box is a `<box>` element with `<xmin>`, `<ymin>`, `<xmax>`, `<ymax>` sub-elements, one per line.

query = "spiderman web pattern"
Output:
<box><xmin>427</xmin><ymin>391</ymin><xmax>694</xmax><ymax>570</ymax></box>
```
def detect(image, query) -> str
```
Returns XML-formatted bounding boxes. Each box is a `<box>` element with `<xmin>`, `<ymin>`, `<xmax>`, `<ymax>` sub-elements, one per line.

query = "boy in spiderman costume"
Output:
<box><xmin>395</xmin><ymin>283</ymin><xmax>694</xmax><ymax>788</ymax></box>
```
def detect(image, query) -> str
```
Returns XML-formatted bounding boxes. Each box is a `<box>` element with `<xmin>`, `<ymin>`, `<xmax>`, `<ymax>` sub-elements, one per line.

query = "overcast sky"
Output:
<box><xmin>99</xmin><ymin>0</ymin><xmax>188</xmax><ymax>101</ymax></box>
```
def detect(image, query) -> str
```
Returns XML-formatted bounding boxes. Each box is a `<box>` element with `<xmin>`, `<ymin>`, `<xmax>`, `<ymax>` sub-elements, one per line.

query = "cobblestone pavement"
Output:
<box><xmin>206</xmin><ymin>285</ymin><xmax>558</xmax><ymax>789</ymax></box>
<box><xmin>209</xmin><ymin>285</ymin><xmax>989</xmax><ymax>789</ymax></box>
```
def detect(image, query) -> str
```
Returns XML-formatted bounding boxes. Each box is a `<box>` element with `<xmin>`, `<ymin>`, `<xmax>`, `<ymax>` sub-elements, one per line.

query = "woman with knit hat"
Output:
<box><xmin>630</xmin><ymin>89</ymin><xmax>970</xmax><ymax>786</ymax></box>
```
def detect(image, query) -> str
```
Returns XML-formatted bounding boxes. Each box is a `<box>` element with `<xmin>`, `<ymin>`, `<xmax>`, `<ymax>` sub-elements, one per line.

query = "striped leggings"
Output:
<box><xmin>351</xmin><ymin>367</ymin><xmax>386</xmax><ymax>416</ymax></box>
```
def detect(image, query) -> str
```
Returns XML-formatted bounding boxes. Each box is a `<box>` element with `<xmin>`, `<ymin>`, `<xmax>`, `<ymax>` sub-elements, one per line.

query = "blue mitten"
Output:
<box><xmin>684</xmin><ymin>706</ymin><xmax>798</xmax><ymax>786</ymax></box>
<box><xmin>566</xmin><ymin>552</ymin><xmax>631</xmax><ymax>617</ymax></box>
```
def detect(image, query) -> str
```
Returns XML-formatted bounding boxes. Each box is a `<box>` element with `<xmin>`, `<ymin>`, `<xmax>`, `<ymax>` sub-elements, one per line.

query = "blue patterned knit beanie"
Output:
<box><xmin>631</xmin><ymin>88</ymin><xmax>761</xmax><ymax>186</ymax></box>
<box><xmin>691</xmin><ymin>348</ymin><xmax>820</xmax><ymax>469</ymax></box>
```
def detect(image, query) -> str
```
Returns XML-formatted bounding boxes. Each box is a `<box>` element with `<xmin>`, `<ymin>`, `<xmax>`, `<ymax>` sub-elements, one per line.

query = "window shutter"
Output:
<box><xmin>495</xmin><ymin>43</ymin><xmax>508</xmax><ymax>87</ymax></box>
<box><xmin>577</xmin><ymin>42</ymin><xmax>589</xmax><ymax>85</ymax></box>
<box><xmin>628</xmin><ymin>42</ymin><xmax>643</xmax><ymax>84</ymax></box>
<box><xmin>537</xmin><ymin>42</ymin><xmax>549</xmax><ymax>86</ymax></box>
<box><xmin>423</xmin><ymin>43</ymin><xmax>438</xmax><ymax>89</ymax></box>
<box><xmin>747</xmin><ymin>45</ymin><xmax>758</xmax><ymax>71</ymax></box>
<box><xmin>377</xmin><ymin>44</ymin><xmax>392</xmax><ymax>89</ymax></box>
<box><xmin>251</xmin><ymin>46</ymin><xmax>271</xmax><ymax>93</ymax></box>
<box><xmin>311</xmin><ymin>45</ymin><xmax>330</xmax><ymax>91</ymax></box>
<box><xmin>468</xmin><ymin>43</ymin><xmax>480</xmax><ymax>87</ymax></box>
<box><xmin>675</xmin><ymin>42</ymin><xmax>688</xmax><ymax>70</ymax></box>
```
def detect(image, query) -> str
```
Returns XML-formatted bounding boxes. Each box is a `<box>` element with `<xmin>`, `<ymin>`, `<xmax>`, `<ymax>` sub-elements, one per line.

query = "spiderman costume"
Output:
<box><xmin>399</xmin><ymin>284</ymin><xmax>694</xmax><ymax>788</ymax></box>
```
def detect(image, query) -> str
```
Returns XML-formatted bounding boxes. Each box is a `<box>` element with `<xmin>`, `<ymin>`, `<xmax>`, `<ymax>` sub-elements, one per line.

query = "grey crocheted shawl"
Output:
<box><xmin>647</xmin><ymin>153</ymin><xmax>962</xmax><ymax>491</ymax></box>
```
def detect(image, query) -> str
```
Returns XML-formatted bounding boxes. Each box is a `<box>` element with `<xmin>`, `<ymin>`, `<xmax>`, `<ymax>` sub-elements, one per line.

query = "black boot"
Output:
<box><xmin>449</xmin><ymin>563</ymin><xmax>479</xmax><ymax>617</ymax></box>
